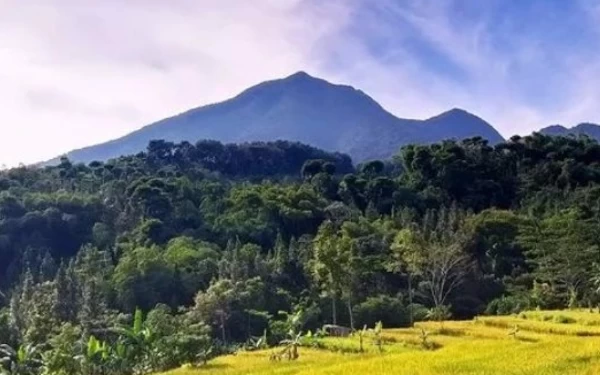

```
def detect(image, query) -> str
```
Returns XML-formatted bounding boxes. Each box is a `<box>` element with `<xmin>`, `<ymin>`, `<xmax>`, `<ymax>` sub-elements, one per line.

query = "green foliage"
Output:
<box><xmin>40</xmin><ymin>324</ymin><xmax>81</xmax><ymax>375</ymax></box>
<box><xmin>112</xmin><ymin>247</ymin><xmax>175</xmax><ymax>311</ymax></box>
<box><xmin>392</xmin><ymin>206</ymin><xmax>471</xmax><ymax>318</ymax></box>
<box><xmin>2</xmin><ymin>134</ymin><xmax>600</xmax><ymax>373</ymax></box>
<box><xmin>372</xmin><ymin>321</ymin><xmax>384</xmax><ymax>353</ymax></box>
<box><xmin>553</xmin><ymin>315</ymin><xmax>576</xmax><ymax>324</ymax></box>
<box><xmin>278</xmin><ymin>332</ymin><xmax>302</xmax><ymax>361</ymax></box>
<box><xmin>0</xmin><ymin>344</ymin><xmax>41</xmax><ymax>375</ymax></box>
<box><xmin>354</xmin><ymin>296</ymin><xmax>410</xmax><ymax>328</ymax></box>
<box><xmin>0</xmin><ymin>310</ymin><xmax>14</xmax><ymax>348</ymax></box>
<box><xmin>426</xmin><ymin>306</ymin><xmax>452</xmax><ymax>325</ymax></box>
<box><xmin>519</xmin><ymin>209</ymin><xmax>600</xmax><ymax>308</ymax></box>
<box><xmin>485</xmin><ymin>295</ymin><xmax>531</xmax><ymax>316</ymax></box>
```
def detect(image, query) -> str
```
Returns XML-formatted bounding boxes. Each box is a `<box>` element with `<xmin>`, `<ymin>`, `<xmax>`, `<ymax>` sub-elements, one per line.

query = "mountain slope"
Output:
<box><xmin>58</xmin><ymin>72</ymin><xmax>504</xmax><ymax>164</ymax></box>
<box><xmin>539</xmin><ymin>123</ymin><xmax>600</xmax><ymax>141</ymax></box>
<box><xmin>414</xmin><ymin>108</ymin><xmax>504</xmax><ymax>144</ymax></box>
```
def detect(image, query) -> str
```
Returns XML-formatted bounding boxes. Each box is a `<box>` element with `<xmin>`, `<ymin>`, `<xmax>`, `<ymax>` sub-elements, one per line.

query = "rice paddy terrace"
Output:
<box><xmin>163</xmin><ymin>310</ymin><xmax>600</xmax><ymax>375</ymax></box>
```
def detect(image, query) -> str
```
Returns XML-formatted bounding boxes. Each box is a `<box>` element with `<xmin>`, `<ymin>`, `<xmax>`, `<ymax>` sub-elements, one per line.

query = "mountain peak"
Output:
<box><xmin>285</xmin><ymin>71</ymin><xmax>313</xmax><ymax>80</ymax></box>
<box><xmin>575</xmin><ymin>122</ymin><xmax>600</xmax><ymax>129</ymax></box>
<box><xmin>279</xmin><ymin>71</ymin><xmax>325</xmax><ymax>86</ymax></box>
<box><xmin>52</xmin><ymin>73</ymin><xmax>506</xmax><ymax>165</ymax></box>
<box><xmin>449</xmin><ymin>107</ymin><xmax>470</xmax><ymax>114</ymax></box>
<box><xmin>426</xmin><ymin>107</ymin><xmax>482</xmax><ymax>122</ymax></box>
<box><xmin>542</xmin><ymin>124</ymin><xmax>567</xmax><ymax>131</ymax></box>
<box><xmin>441</xmin><ymin>108</ymin><xmax>477</xmax><ymax>118</ymax></box>
<box><xmin>419</xmin><ymin>107</ymin><xmax>504</xmax><ymax>144</ymax></box>
<box><xmin>540</xmin><ymin>122</ymin><xmax>600</xmax><ymax>140</ymax></box>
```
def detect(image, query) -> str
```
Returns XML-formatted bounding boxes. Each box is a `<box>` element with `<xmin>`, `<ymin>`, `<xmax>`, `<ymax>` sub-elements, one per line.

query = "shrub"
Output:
<box><xmin>485</xmin><ymin>295</ymin><xmax>531</xmax><ymax>315</ymax></box>
<box><xmin>354</xmin><ymin>296</ymin><xmax>410</xmax><ymax>328</ymax></box>
<box><xmin>268</xmin><ymin>320</ymin><xmax>290</xmax><ymax>346</ymax></box>
<box><xmin>410</xmin><ymin>304</ymin><xmax>430</xmax><ymax>322</ymax></box>
<box><xmin>518</xmin><ymin>312</ymin><xmax>528</xmax><ymax>320</ymax></box>
<box><xmin>0</xmin><ymin>309</ymin><xmax>16</xmax><ymax>348</ymax></box>
<box><xmin>553</xmin><ymin>315</ymin><xmax>576</xmax><ymax>324</ymax></box>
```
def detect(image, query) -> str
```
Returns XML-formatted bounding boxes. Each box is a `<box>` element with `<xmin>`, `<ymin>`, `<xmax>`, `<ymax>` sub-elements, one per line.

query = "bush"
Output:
<box><xmin>354</xmin><ymin>295</ymin><xmax>410</xmax><ymax>328</ymax></box>
<box><xmin>0</xmin><ymin>309</ymin><xmax>15</xmax><ymax>347</ymax></box>
<box><xmin>485</xmin><ymin>295</ymin><xmax>531</xmax><ymax>315</ymax></box>
<box><xmin>268</xmin><ymin>320</ymin><xmax>288</xmax><ymax>345</ymax></box>
<box><xmin>553</xmin><ymin>315</ymin><xmax>576</xmax><ymax>324</ymax></box>
<box><xmin>410</xmin><ymin>304</ymin><xmax>430</xmax><ymax>322</ymax></box>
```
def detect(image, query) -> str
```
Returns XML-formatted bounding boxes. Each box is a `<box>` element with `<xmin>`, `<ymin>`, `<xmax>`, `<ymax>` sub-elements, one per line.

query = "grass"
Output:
<box><xmin>162</xmin><ymin>310</ymin><xmax>600</xmax><ymax>375</ymax></box>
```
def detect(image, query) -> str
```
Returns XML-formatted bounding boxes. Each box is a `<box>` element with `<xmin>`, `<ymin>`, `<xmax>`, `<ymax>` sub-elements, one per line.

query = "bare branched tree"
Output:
<box><xmin>392</xmin><ymin>205</ymin><xmax>472</xmax><ymax>322</ymax></box>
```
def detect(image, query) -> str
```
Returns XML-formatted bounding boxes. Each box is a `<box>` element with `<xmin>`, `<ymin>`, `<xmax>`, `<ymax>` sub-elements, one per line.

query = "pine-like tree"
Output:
<box><xmin>54</xmin><ymin>261</ymin><xmax>79</xmax><ymax>323</ymax></box>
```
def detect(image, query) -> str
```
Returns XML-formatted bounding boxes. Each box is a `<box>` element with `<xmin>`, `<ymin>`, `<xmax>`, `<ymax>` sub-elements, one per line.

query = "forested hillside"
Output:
<box><xmin>2</xmin><ymin>134</ymin><xmax>600</xmax><ymax>374</ymax></box>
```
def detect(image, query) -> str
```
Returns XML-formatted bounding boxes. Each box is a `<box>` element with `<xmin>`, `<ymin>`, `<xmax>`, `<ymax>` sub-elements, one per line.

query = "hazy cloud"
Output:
<box><xmin>0</xmin><ymin>0</ymin><xmax>348</xmax><ymax>165</ymax></box>
<box><xmin>1</xmin><ymin>0</ymin><xmax>600</xmax><ymax>165</ymax></box>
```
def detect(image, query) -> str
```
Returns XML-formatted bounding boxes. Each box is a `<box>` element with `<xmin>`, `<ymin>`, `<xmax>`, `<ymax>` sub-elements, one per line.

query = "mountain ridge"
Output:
<box><xmin>50</xmin><ymin>72</ymin><xmax>505</xmax><ymax>164</ymax></box>
<box><xmin>539</xmin><ymin>123</ymin><xmax>600</xmax><ymax>140</ymax></box>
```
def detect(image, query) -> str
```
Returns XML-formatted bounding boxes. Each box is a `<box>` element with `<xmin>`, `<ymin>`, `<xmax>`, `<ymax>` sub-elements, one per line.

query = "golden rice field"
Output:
<box><xmin>163</xmin><ymin>310</ymin><xmax>600</xmax><ymax>375</ymax></box>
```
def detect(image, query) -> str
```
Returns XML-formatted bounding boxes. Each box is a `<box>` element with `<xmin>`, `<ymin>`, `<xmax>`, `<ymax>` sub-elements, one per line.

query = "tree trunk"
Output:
<box><xmin>219</xmin><ymin>313</ymin><xmax>227</xmax><ymax>343</ymax></box>
<box><xmin>408</xmin><ymin>275</ymin><xmax>414</xmax><ymax>327</ymax></box>
<box><xmin>347</xmin><ymin>299</ymin><xmax>354</xmax><ymax>331</ymax></box>
<box><xmin>331</xmin><ymin>294</ymin><xmax>337</xmax><ymax>325</ymax></box>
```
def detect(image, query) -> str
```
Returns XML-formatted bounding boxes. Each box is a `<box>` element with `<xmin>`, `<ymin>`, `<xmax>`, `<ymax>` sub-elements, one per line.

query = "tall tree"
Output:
<box><xmin>392</xmin><ymin>206</ymin><xmax>472</xmax><ymax>320</ymax></box>
<box><xmin>311</xmin><ymin>221</ymin><xmax>343</xmax><ymax>325</ymax></box>
<box><xmin>519</xmin><ymin>209</ymin><xmax>599</xmax><ymax>307</ymax></box>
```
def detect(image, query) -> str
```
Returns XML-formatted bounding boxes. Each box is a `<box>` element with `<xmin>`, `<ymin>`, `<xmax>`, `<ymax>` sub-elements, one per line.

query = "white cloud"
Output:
<box><xmin>0</xmin><ymin>0</ymin><xmax>349</xmax><ymax>166</ymax></box>
<box><xmin>1</xmin><ymin>0</ymin><xmax>600</xmax><ymax>166</ymax></box>
<box><xmin>318</xmin><ymin>0</ymin><xmax>600</xmax><ymax>138</ymax></box>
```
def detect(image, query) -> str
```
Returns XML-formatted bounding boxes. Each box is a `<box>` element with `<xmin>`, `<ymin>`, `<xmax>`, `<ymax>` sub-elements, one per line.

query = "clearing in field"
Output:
<box><xmin>163</xmin><ymin>310</ymin><xmax>600</xmax><ymax>375</ymax></box>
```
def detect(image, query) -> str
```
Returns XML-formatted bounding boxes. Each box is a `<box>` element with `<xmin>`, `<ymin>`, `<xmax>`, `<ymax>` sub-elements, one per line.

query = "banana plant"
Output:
<box><xmin>508</xmin><ymin>324</ymin><xmax>519</xmax><ymax>339</ymax></box>
<box><xmin>277</xmin><ymin>308</ymin><xmax>306</xmax><ymax>361</ymax></box>
<box><xmin>419</xmin><ymin>327</ymin><xmax>430</xmax><ymax>349</ymax></box>
<box><xmin>277</xmin><ymin>308</ymin><xmax>305</xmax><ymax>336</ymax></box>
<box><xmin>279</xmin><ymin>331</ymin><xmax>302</xmax><ymax>360</ymax></box>
<box><xmin>40</xmin><ymin>344</ymin><xmax>80</xmax><ymax>375</ymax></box>
<box><xmin>372</xmin><ymin>321</ymin><xmax>384</xmax><ymax>353</ymax></box>
<box><xmin>0</xmin><ymin>344</ymin><xmax>42</xmax><ymax>375</ymax></box>
<box><xmin>112</xmin><ymin>308</ymin><xmax>155</xmax><ymax>373</ymax></box>
<box><xmin>75</xmin><ymin>335</ymin><xmax>110</xmax><ymax>375</ymax></box>
<box><xmin>356</xmin><ymin>325</ymin><xmax>368</xmax><ymax>353</ymax></box>
<box><xmin>194</xmin><ymin>346</ymin><xmax>213</xmax><ymax>367</ymax></box>
<box><xmin>244</xmin><ymin>330</ymin><xmax>268</xmax><ymax>352</ymax></box>
<box><xmin>108</xmin><ymin>341</ymin><xmax>130</xmax><ymax>375</ymax></box>
<box><xmin>426</xmin><ymin>306</ymin><xmax>452</xmax><ymax>327</ymax></box>
<box><xmin>113</xmin><ymin>309</ymin><xmax>153</xmax><ymax>350</ymax></box>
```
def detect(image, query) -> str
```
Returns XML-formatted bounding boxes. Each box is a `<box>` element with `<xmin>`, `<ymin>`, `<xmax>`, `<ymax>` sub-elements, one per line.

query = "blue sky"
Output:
<box><xmin>1</xmin><ymin>0</ymin><xmax>600</xmax><ymax>166</ymax></box>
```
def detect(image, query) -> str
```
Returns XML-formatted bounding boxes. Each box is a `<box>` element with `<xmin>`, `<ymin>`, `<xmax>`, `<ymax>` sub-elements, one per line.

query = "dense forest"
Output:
<box><xmin>2</xmin><ymin>134</ymin><xmax>600</xmax><ymax>374</ymax></box>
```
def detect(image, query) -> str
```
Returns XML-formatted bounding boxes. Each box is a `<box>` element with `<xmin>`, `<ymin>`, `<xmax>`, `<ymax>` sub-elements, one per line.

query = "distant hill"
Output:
<box><xmin>52</xmin><ymin>72</ymin><xmax>505</xmax><ymax>164</ymax></box>
<box><xmin>539</xmin><ymin>123</ymin><xmax>600</xmax><ymax>141</ymax></box>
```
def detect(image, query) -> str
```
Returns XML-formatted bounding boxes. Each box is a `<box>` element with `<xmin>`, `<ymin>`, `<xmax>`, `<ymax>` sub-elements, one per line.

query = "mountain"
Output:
<box><xmin>55</xmin><ymin>72</ymin><xmax>505</xmax><ymax>164</ymax></box>
<box><xmin>539</xmin><ymin>123</ymin><xmax>600</xmax><ymax>141</ymax></box>
<box><xmin>415</xmin><ymin>108</ymin><xmax>504</xmax><ymax>144</ymax></box>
